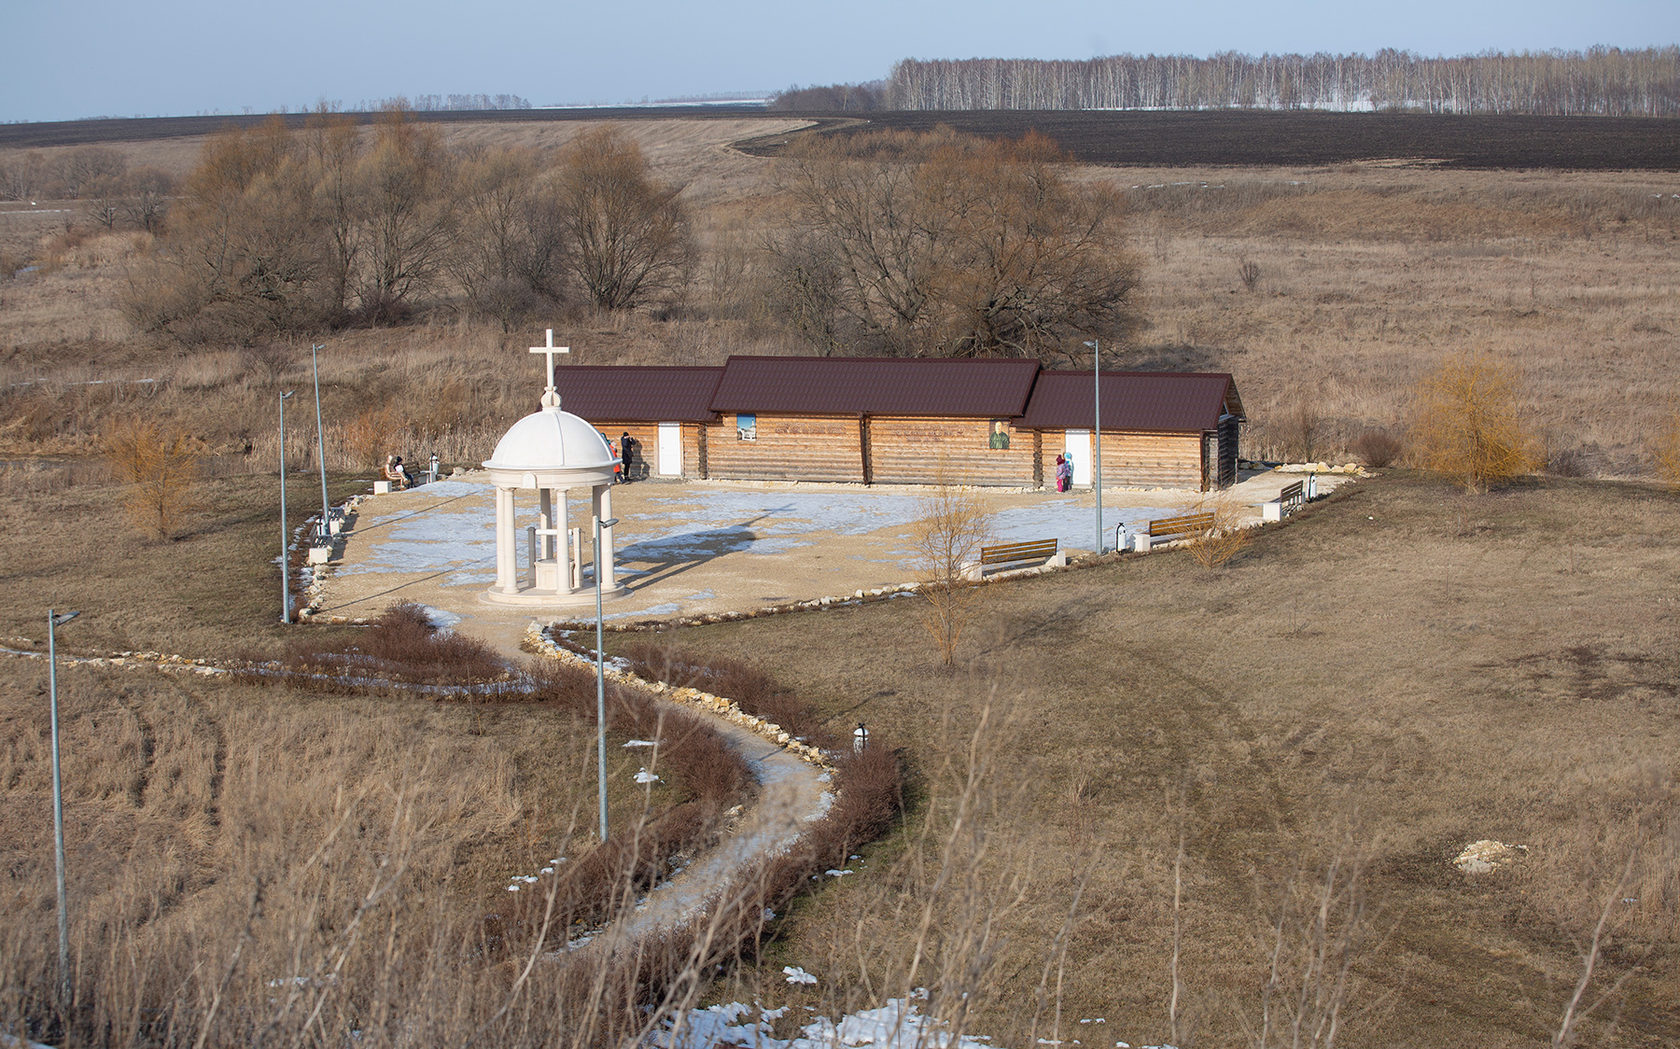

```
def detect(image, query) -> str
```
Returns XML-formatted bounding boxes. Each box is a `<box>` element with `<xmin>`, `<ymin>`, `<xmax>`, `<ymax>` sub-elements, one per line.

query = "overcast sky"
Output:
<box><xmin>5</xmin><ymin>0</ymin><xmax>1677</xmax><ymax>124</ymax></box>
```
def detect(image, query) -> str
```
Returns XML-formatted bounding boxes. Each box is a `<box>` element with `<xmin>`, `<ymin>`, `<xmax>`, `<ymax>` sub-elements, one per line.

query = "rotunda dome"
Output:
<box><xmin>484</xmin><ymin>408</ymin><xmax>614</xmax><ymax>472</ymax></box>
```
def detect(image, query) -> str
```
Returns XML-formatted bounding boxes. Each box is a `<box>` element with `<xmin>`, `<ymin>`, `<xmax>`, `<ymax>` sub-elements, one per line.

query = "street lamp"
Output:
<box><xmin>592</xmin><ymin>514</ymin><xmax>620</xmax><ymax>842</ymax></box>
<box><xmin>310</xmin><ymin>344</ymin><xmax>331</xmax><ymax>543</ymax></box>
<box><xmin>279</xmin><ymin>390</ymin><xmax>295</xmax><ymax>624</ymax></box>
<box><xmin>48</xmin><ymin>608</ymin><xmax>81</xmax><ymax>1004</ymax></box>
<box><xmin>1086</xmin><ymin>339</ymin><xmax>1104</xmax><ymax>554</ymax></box>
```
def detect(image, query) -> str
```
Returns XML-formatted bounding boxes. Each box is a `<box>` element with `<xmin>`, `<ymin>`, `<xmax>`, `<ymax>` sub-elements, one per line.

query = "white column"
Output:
<box><xmin>538</xmin><ymin>488</ymin><xmax>555</xmax><ymax>560</ymax></box>
<box><xmin>495</xmin><ymin>486</ymin><xmax>518</xmax><ymax>594</ymax></box>
<box><xmin>557</xmin><ymin>488</ymin><xmax>574</xmax><ymax>592</ymax></box>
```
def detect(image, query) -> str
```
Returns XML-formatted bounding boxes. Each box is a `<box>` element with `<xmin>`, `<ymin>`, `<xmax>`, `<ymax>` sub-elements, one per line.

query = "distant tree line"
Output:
<box><xmin>884</xmin><ymin>47</ymin><xmax>1680</xmax><ymax>116</ymax></box>
<box><xmin>123</xmin><ymin>112</ymin><xmax>692</xmax><ymax>341</ymax></box>
<box><xmin>0</xmin><ymin>146</ymin><xmax>175</xmax><ymax>232</ymax></box>
<box><xmin>768</xmin><ymin>81</ymin><xmax>888</xmax><ymax>112</ymax></box>
<box><xmin>39</xmin><ymin>110</ymin><xmax>1134</xmax><ymax>366</ymax></box>
<box><xmin>371</xmin><ymin>93</ymin><xmax>532</xmax><ymax>112</ymax></box>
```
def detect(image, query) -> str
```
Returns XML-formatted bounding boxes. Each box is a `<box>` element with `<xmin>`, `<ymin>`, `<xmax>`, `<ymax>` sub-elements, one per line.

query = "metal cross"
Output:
<box><xmin>530</xmin><ymin>329</ymin><xmax>568</xmax><ymax>409</ymax></box>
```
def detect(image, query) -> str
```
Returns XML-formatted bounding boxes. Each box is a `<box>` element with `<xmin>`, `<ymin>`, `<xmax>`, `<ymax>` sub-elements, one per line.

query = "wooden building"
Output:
<box><xmin>703</xmin><ymin>357</ymin><xmax>1042</xmax><ymax>485</ymax></box>
<box><xmin>555</xmin><ymin>366</ymin><xmax>723</xmax><ymax>480</ymax></box>
<box><xmin>1017</xmin><ymin>371</ymin><xmax>1245</xmax><ymax>490</ymax></box>
<box><xmin>553</xmin><ymin>356</ymin><xmax>1244</xmax><ymax>491</ymax></box>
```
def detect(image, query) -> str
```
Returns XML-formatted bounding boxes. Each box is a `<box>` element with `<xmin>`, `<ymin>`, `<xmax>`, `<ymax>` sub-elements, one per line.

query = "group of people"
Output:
<box><xmin>604</xmin><ymin>431</ymin><xmax>638</xmax><ymax>484</ymax></box>
<box><xmin>383</xmin><ymin>452</ymin><xmax>439</xmax><ymax>490</ymax></box>
<box><xmin>1054</xmin><ymin>454</ymin><xmax>1073</xmax><ymax>492</ymax></box>
<box><xmin>383</xmin><ymin>455</ymin><xmax>415</xmax><ymax>490</ymax></box>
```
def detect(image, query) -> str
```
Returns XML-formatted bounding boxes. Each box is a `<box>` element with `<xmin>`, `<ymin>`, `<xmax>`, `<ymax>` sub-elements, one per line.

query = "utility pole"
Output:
<box><xmin>1087</xmin><ymin>338</ymin><xmax>1103</xmax><ymax>554</ymax></box>
<box><xmin>279</xmin><ymin>390</ymin><xmax>295</xmax><ymax>623</ymax></box>
<box><xmin>48</xmin><ymin>608</ymin><xmax>81</xmax><ymax>1004</ymax></box>
<box><xmin>311</xmin><ymin>344</ymin><xmax>330</xmax><ymax>542</ymax></box>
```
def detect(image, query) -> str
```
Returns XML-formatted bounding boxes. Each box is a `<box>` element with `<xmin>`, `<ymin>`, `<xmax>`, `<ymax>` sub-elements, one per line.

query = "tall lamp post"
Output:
<box><xmin>48</xmin><ymin>608</ymin><xmax>81</xmax><ymax>1004</ymax></box>
<box><xmin>279</xmin><ymin>390</ymin><xmax>295</xmax><ymax>624</ymax></box>
<box><xmin>310</xmin><ymin>344</ymin><xmax>330</xmax><ymax>542</ymax></box>
<box><xmin>593</xmin><ymin>514</ymin><xmax>619</xmax><ymax>842</ymax></box>
<box><xmin>1086</xmin><ymin>339</ymin><xmax>1103</xmax><ymax>554</ymax></box>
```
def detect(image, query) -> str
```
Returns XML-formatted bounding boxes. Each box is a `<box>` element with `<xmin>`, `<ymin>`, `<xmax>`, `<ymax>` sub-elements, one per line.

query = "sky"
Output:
<box><xmin>4</xmin><ymin>0</ymin><xmax>1677</xmax><ymax>124</ymax></box>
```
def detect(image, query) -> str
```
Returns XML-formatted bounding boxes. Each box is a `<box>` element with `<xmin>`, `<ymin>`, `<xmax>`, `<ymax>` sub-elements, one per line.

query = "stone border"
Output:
<box><xmin>524</xmin><ymin>623</ymin><xmax>834</xmax><ymax>772</ymax></box>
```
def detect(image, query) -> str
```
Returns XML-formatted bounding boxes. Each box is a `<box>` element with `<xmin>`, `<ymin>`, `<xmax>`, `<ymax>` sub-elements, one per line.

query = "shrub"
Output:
<box><xmin>1410</xmin><ymin>352</ymin><xmax>1538</xmax><ymax>493</ymax></box>
<box><xmin>1351</xmin><ymin>428</ymin><xmax>1402</xmax><ymax>468</ymax></box>
<box><xmin>1185</xmin><ymin>497</ymin><xmax>1251</xmax><ymax>571</ymax></box>
<box><xmin>103</xmin><ymin>417</ymin><xmax>202</xmax><ymax>540</ymax></box>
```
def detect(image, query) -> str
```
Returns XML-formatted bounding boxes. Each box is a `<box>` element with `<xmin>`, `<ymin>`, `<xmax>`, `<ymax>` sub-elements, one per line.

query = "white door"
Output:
<box><xmin>657</xmin><ymin>422</ymin><xmax>681</xmax><ymax>476</ymax></box>
<box><xmin>1065</xmin><ymin>430</ymin><xmax>1092</xmax><ymax>487</ymax></box>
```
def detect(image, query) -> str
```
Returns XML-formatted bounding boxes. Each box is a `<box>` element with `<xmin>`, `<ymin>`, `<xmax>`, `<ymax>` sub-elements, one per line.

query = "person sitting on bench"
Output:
<box><xmin>384</xmin><ymin>455</ymin><xmax>410</xmax><ymax>490</ymax></box>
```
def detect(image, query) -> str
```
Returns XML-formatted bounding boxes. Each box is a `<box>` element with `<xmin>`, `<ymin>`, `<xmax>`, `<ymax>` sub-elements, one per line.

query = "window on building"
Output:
<box><xmin>737</xmin><ymin>413</ymin><xmax>757</xmax><ymax>441</ymax></box>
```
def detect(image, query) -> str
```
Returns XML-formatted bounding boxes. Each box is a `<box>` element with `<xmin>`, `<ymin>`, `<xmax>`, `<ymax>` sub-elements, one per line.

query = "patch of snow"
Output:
<box><xmin>783</xmin><ymin>965</ymin><xmax>818</xmax><ymax>985</ymax></box>
<box><xmin>1454</xmin><ymin>839</ymin><xmax>1528</xmax><ymax>874</ymax></box>
<box><xmin>418</xmin><ymin>605</ymin><xmax>461</xmax><ymax>631</ymax></box>
<box><xmin>623</xmin><ymin>739</ymin><xmax>658</xmax><ymax>748</ymax></box>
<box><xmin>635</xmin><ymin>768</ymin><xmax>660</xmax><ymax>784</ymax></box>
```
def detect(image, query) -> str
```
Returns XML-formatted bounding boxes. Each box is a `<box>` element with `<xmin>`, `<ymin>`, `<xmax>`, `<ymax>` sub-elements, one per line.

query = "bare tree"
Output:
<box><xmin>57</xmin><ymin>146</ymin><xmax>126</xmax><ymax>199</ymax></box>
<box><xmin>556</xmin><ymin>125</ymin><xmax>694</xmax><ymax>312</ymax></box>
<box><xmin>354</xmin><ymin>111</ymin><xmax>453</xmax><ymax>324</ymax></box>
<box><xmin>123</xmin><ymin>117</ymin><xmax>322</xmax><ymax>340</ymax></box>
<box><xmin>770</xmin><ymin>129</ymin><xmax>1137</xmax><ymax>362</ymax></box>
<box><xmin>303</xmin><ymin>110</ymin><xmax>364</xmax><ymax>322</ymax></box>
<box><xmin>908</xmin><ymin>474</ymin><xmax>993</xmax><ymax>665</ymax></box>
<box><xmin>452</xmin><ymin>146</ymin><xmax>569</xmax><ymax>329</ymax></box>
<box><xmin>1411</xmin><ymin>352</ymin><xmax>1538</xmax><ymax>493</ymax></box>
<box><xmin>0</xmin><ymin>151</ymin><xmax>46</xmax><ymax>200</ymax></box>
<box><xmin>120</xmin><ymin>167</ymin><xmax>175</xmax><ymax>233</ymax></box>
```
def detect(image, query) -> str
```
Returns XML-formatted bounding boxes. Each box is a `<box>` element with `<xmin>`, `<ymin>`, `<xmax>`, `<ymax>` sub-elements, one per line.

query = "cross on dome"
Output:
<box><xmin>530</xmin><ymin>329</ymin><xmax>569</xmax><ymax>410</ymax></box>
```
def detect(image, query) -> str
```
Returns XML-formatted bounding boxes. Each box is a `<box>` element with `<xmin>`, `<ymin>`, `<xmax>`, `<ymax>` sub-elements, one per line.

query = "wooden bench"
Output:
<box><xmin>1135</xmin><ymin>511</ymin><xmax>1216</xmax><ymax>552</ymax></box>
<box><xmin>967</xmin><ymin>538</ymin><xmax>1063</xmax><ymax>578</ymax></box>
<box><xmin>1260</xmin><ymin>479</ymin><xmax>1308</xmax><ymax>521</ymax></box>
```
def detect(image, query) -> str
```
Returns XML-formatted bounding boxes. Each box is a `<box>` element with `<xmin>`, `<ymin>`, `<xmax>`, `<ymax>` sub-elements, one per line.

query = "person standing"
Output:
<box><xmin>620</xmin><ymin>432</ymin><xmax>634</xmax><ymax>483</ymax></box>
<box><xmin>1056</xmin><ymin>454</ymin><xmax>1071</xmax><ymax>492</ymax></box>
<box><xmin>853</xmin><ymin>723</ymin><xmax>868</xmax><ymax>754</ymax></box>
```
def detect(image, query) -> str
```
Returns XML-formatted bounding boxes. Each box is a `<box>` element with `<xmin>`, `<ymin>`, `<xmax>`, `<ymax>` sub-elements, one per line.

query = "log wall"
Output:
<box><xmin>868</xmin><ymin>416</ymin><xmax>1037</xmax><ymax>486</ymax></box>
<box><xmin>703</xmin><ymin>414</ymin><xmax>866</xmax><ymax>483</ymax></box>
<box><xmin>1041</xmin><ymin>431</ymin><xmax>1206</xmax><ymax>490</ymax></box>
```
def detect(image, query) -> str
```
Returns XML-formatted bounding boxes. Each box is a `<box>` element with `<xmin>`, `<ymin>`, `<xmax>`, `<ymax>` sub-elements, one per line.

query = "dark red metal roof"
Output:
<box><xmin>1018</xmin><ymin>371</ymin><xmax>1243</xmax><ymax>433</ymax></box>
<box><xmin>555</xmin><ymin>366</ymin><xmax>724</xmax><ymax>422</ymax></box>
<box><xmin>709</xmin><ymin>356</ymin><xmax>1041</xmax><ymax>417</ymax></box>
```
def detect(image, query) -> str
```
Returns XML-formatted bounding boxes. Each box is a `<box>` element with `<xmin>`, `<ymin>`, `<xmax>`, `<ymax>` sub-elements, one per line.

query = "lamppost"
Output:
<box><xmin>48</xmin><ymin>608</ymin><xmax>81</xmax><ymax>1004</ymax></box>
<box><xmin>279</xmin><ymin>390</ymin><xmax>295</xmax><ymax>624</ymax></box>
<box><xmin>1086</xmin><ymin>339</ymin><xmax>1103</xmax><ymax>554</ymax></box>
<box><xmin>593</xmin><ymin>514</ymin><xmax>619</xmax><ymax>842</ymax></box>
<box><xmin>310</xmin><ymin>344</ymin><xmax>330</xmax><ymax>543</ymax></box>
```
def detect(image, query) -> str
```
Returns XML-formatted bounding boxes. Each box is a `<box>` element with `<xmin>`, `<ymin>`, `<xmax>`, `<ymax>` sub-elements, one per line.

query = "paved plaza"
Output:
<box><xmin>313</xmin><ymin>469</ymin><xmax>1345</xmax><ymax>651</ymax></box>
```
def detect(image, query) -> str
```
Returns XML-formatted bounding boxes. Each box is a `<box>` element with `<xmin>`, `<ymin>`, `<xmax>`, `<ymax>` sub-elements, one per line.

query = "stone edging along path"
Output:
<box><xmin>523</xmin><ymin>622</ymin><xmax>832</xmax><ymax>771</ymax></box>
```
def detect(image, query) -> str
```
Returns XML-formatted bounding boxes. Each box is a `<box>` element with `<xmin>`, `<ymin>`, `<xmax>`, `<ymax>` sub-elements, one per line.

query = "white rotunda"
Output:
<box><xmin>482</xmin><ymin>333</ymin><xmax>624</xmax><ymax>606</ymax></box>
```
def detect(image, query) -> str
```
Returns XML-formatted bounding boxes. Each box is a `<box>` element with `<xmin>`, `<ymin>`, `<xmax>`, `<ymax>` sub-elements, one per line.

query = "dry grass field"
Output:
<box><xmin>3</xmin><ymin>115</ymin><xmax>1678</xmax><ymax>1046</ymax></box>
<box><xmin>665</xmin><ymin>471</ymin><xmax>1680</xmax><ymax>1047</ymax></box>
<box><xmin>0</xmin><ymin>658</ymin><xmax>695</xmax><ymax>1046</ymax></box>
<box><xmin>4</xmin><ymin>118</ymin><xmax>1677</xmax><ymax>479</ymax></box>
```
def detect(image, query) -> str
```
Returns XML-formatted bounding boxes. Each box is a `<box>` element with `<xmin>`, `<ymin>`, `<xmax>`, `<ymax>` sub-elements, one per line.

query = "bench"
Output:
<box><xmin>1133</xmin><ymin>511</ymin><xmax>1216</xmax><ymax>552</ymax></box>
<box><xmin>967</xmin><ymin>538</ymin><xmax>1064</xmax><ymax>578</ymax></box>
<box><xmin>1260</xmin><ymin>478</ymin><xmax>1313</xmax><ymax>522</ymax></box>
